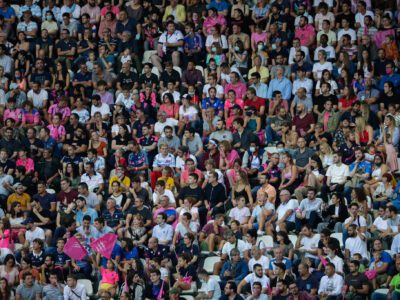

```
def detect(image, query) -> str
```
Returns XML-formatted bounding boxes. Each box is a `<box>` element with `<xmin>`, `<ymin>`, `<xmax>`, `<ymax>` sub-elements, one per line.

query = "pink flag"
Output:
<box><xmin>64</xmin><ymin>236</ymin><xmax>88</xmax><ymax>260</ymax></box>
<box><xmin>90</xmin><ymin>233</ymin><xmax>117</xmax><ymax>259</ymax></box>
<box><xmin>157</xmin><ymin>280</ymin><xmax>165</xmax><ymax>300</ymax></box>
<box><xmin>319</xmin><ymin>255</ymin><xmax>328</xmax><ymax>267</ymax></box>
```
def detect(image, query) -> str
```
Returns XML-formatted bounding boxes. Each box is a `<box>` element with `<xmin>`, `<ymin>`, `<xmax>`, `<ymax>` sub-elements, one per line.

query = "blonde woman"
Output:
<box><xmin>354</xmin><ymin>116</ymin><xmax>373</xmax><ymax>146</ymax></box>
<box><xmin>319</xmin><ymin>142</ymin><xmax>334</xmax><ymax>169</ymax></box>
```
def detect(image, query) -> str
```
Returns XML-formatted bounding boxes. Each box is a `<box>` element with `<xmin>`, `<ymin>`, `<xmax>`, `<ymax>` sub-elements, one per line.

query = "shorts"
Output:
<box><xmin>99</xmin><ymin>283</ymin><xmax>114</xmax><ymax>291</ymax></box>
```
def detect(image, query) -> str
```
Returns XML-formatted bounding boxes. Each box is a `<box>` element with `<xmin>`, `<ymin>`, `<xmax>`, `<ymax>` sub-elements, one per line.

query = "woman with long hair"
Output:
<box><xmin>0</xmin><ymin>218</ymin><xmax>11</xmax><ymax>250</ymax></box>
<box><xmin>88</xmin><ymin>112</ymin><xmax>109</xmax><ymax>138</ymax></box>
<box><xmin>371</xmin><ymin>173</ymin><xmax>394</xmax><ymax>210</ymax></box>
<box><xmin>59</xmin><ymin>163</ymin><xmax>81</xmax><ymax>189</ymax></box>
<box><xmin>219</xmin><ymin>140</ymin><xmax>240</xmax><ymax>172</ymax></box>
<box><xmin>354</xmin><ymin>116</ymin><xmax>373</xmax><ymax>146</ymax></box>
<box><xmin>111</xmin><ymin>124</ymin><xmax>132</xmax><ymax>151</ymax></box>
<box><xmin>279</xmin><ymin>152</ymin><xmax>300</xmax><ymax>194</ymax></box>
<box><xmin>160</xmin><ymin>93</ymin><xmax>179</xmax><ymax>120</ymax></box>
<box><xmin>335</xmin><ymin>52</ymin><xmax>354</xmax><ymax>79</ymax></box>
<box><xmin>0</xmin><ymin>277</ymin><xmax>14</xmax><ymax>299</ymax></box>
<box><xmin>0</xmin><ymin>256</ymin><xmax>18</xmax><ymax>287</ymax></box>
<box><xmin>321</xmin><ymin>192</ymin><xmax>349</xmax><ymax>232</ymax></box>
<box><xmin>7</xmin><ymin>202</ymin><xmax>26</xmax><ymax>244</ymax></box>
<box><xmin>357</xmin><ymin>49</ymin><xmax>374</xmax><ymax>79</ymax></box>
<box><xmin>319</xmin><ymin>142</ymin><xmax>334</xmax><ymax>169</ymax></box>
<box><xmin>52</xmin><ymin>61</ymin><xmax>70</xmax><ymax>91</ymax></box>
<box><xmin>338</xmin><ymin>85</ymin><xmax>356</xmax><ymax>113</ymax></box>
<box><xmin>377</xmin><ymin>114</ymin><xmax>400</xmax><ymax>171</ymax></box>
<box><xmin>315</xmin><ymin>69</ymin><xmax>338</xmax><ymax>96</ymax></box>
<box><xmin>89</xmin><ymin>131</ymin><xmax>108</xmax><ymax>158</ymax></box>
<box><xmin>351</xmin><ymin>187</ymin><xmax>370</xmax><ymax>221</ymax></box>
<box><xmin>231</xmin><ymin>170</ymin><xmax>253</xmax><ymax>207</ymax></box>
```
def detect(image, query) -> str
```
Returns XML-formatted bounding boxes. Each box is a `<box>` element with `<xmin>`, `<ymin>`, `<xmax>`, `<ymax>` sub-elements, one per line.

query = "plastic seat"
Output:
<box><xmin>77</xmin><ymin>279</ymin><xmax>93</xmax><ymax>296</ymax></box>
<box><xmin>151</xmin><ymin>67</ymin><xmax>160</xmax><ymax>78</ymax></box>
<box><xmin>142</xmin><ymin>50</ymin><xmax>157</xmax><ymax>64</ymax></box>
<box><xmin>203</xmin><ymin>256</ymin><xmax>220</xmax><ymax>274</ymax></box>
<box><xmin>288</xmin><ymin>234</ymin><xmax>297</xmax><ymax>246</ymax></box>
<box><xmin>173</xmin><ymin>66</ymin><xmax>182</xmax><ymax>77</ymax></box>
<box><xmin>331</xmin><ymin>232</ymin><xmax>343</xmax><ymax>248</ymax></box>
<box><xmin>256</xmin><ymin>235</ymin><xmax>274</xmax><ymax>249</ymax></box>
<box><xmin>195</xmin><ymin>65</ymin><xmax>204</xmax><ymax>76</ymax></box>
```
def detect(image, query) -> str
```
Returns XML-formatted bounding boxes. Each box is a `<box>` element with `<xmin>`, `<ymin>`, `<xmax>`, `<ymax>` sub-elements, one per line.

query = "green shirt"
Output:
<box><xmin>390</xmin><ymin>273</ymin><xmax>400</xmax><ymax>292</ymax></box>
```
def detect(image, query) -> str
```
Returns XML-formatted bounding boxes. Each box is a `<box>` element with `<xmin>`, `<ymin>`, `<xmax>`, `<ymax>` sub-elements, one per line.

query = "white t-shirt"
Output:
<box><xmin>248</xmin><ymin>255</ymin><xmax>270</xmax><ymax>272</ymax></box>
<box><xmin>344</xmin><ymin>215</ymin><xmax>367</xmax><ymax>227</ymax></box>
<box><xmin>243</xmin><ymin>273</ymin><xmax>270</xmax><ymax>293</ymax></box>
<box><xmin>373</xmin><ymin>216</ymin><xmax>389</xmax><ymax>232</ymax></box>
<box><xmin>313</xmin><ymin>46</ymin><xmax>335</xmax><ymax>61</ymax></box>
<box><xmin>152</xmin><ymin>189</ymin><xmax>176</xmax><ymax>206</ymax></box>
<box><xmin>179</xmin><ymin>106</ymin><xmax>198</xmax><ymax>121</ymax></box>
<box><xmin>154</xmin><ymin>118</ymin><xmax>179</xmax><ymax>137</ymax></box>
<box><xmin>203</xmin><ymin>84</ymin><xmax>224</xmax><ymax>97</ymax></box>
<box><xmin>312</xmin><ymin>61</ymin><xmax>333</xmax><ymax>80</ymax></box>
<box><xmin>355</xmin><ymin>11</ymin><xmax>374</xmax><ymax>27</ymax></box>
<box><xmin>229</xmin><ymin>206</ymin><xmax>251</xmax><ymax>224</ymax></box>
<box><xmin>345</xmin><ymin>234</ymin><xmax>369</xmax><ymax>259</ymax></box>
<box><xmin>205</xmin><ymin>34</ymin><xmax>229</xmax><ymax>49</ymax></box>
<box><xmin>205</xmin><ymin>277</ymin><xmax>222</xmax><ymax>300</ymax></box>
<box><xmin>326</xmin><ymin>164</ymin><xmax>350</xmax><ymax>184</ymax></box>
<box><xmin>90</xmin><ymin>103</ymin><xmax>110</xmax><ymax>118</ymax></box>
<box><xmin>329</xmin><ymin>255</ymin><xmax>344</xmax><ymax>274</ymax></box>
<box><xmin>221</xmin><ymin>239</ymin><xmax>247</xmax><ymax>258</ymax></box>
<box><xmin>276</xmin><ymin>199</ymin><xmax>297</xmax><ymax>223</ymax></box>
<box><xmin>27</xmin><ymin>89</ymin><xmax>48</xmax><ymax>109</ymax></box>
<box><xmin>337</xmin><ymin>28</ymin><xmax>357</xmax><ymax>42</ymax></box>
<box><xmin>159</xmin><ymin>30</ymin><xmax>185</xmax><ymax>53</ymax></box>
<box><xmin>299</xmin><ymin>234</ymin><xmax>320</xmax><ymax>259</ymax></box>
<box><xmin>25</xmin><ymin>227</ymin><xmax>45</xmax><ymax>248</ymax></box>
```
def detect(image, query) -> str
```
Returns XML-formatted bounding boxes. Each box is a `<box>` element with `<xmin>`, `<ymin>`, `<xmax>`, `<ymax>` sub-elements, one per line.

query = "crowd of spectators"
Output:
<box><xmin>0</xmin><ymin>0</ymin><xmax>400</xmax><ymax>299</ymax></box>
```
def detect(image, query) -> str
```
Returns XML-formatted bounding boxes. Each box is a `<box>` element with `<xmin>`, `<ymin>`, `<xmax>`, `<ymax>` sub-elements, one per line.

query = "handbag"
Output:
<box><xmin>181</xmin><ymin>272</ymin><xmax>192</xmax><ymax>285</ymax></box>
<box><xmin>364</xmin><ymin>269</ymin><xmax>377</xmax><ymax>280</ymax></box>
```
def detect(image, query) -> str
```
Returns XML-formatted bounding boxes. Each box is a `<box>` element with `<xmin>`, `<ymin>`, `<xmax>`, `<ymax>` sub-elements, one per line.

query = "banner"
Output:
<box><xmin>64</xmin><ymin>236</ymin><xmax>88</xmax><ymax>260</ymax></box>
<box><xmin>90</xmin><ymin>233</ymin><xmax>117</xmax><ymax>259</ymax></box>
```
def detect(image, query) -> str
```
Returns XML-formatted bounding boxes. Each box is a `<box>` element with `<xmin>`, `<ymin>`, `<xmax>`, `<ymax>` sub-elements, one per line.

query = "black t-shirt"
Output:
<box><xmin>0</xmin><ymin>159</ymin><xmax>15</xmax><ymax>174</ymax></box>
<box><xmin>29</xmin><ymin>208</ymin><xmax>55</xmax><ymax>230</ymax></box>
<box><xmin>379</xmin><ymin>93</ymin><xmax>399</xmax><ymax>108</ymax></box>
<box><xmin>296</xmin><ymin>274</ymin><xmax>318</xmax><ymax>293</ymax></box>
<box><xmin>160</xmin><ymin>69</ymin><xmax>181</xmax><ymax>85</ymax></box>
<box><xmin>129</xmin><ymin>206</ymin><xmax>152</xmax><ymax>225</ymax></box>
<box><xmin>345</xmin><ymin>272</ymin><xmax>369</xmax><ymax>299</ymax></box>
<box><xmin>139</xmin><ymin>73</ymin><xmax>158</xmax><ymax>86</ymax></box>
<box><xmin>178</xmin><ymin>186</ymin><xmax>204</xmax><ymax>205</ymax></box>
<box><xmin>315</xmin><ymin>94</ymin><xmax>338</xmax><ymax>113</ymax></box>
<box><xmin>117</xmin><ymin>71</ymin><xmax>139</xmax><ymax>89</ymax></box>
<box><xmin>336</xmin><ymin>12</ymin><xmax>355</xmax><ymax>28</ymax></box>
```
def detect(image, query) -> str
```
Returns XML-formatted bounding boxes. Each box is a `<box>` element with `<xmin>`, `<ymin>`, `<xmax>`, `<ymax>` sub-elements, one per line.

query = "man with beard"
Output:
<box><xmin>292</xmin><ymin>103</ymin><xmax>315</xmax><ymax>138</ymax></box>
<box><xmin>200</xmin><ymin>139</ymin><xmax>220</xmax><ymax>170</ymax></box>
<box><xmin>41</xmin><ymin>255</ymin><xmax>64</xmax><ymax>284</ymax></box>
<box><xmin>220</xmin><ymin>281</ymin><xmax>244</xmax><ymax>300</ymax></box>
<box><xmin>64</xmin><ymin>122</ymin><xmax>88</xmax><ymax>155</ymax></box>
<box><xmin>238</xmin><ymin>264</ymin><xmax>270</xmax><ymax>296</ymax></box>
<box><xmin>295</xmin><ymin>16</ymin><xmax>316</xmax><ymax>48</ymax></box>
<box><xmin>157</xmin><ymin>126</ymin><xmax>181</xmax><ymax>155</ymax></box>
<box><xmin>343</xmin><ymin>260</ymin><xmax>369</xmax><ymax>300</ymax></box>
<box><xmin>318</xmin><ymin>263</ymin><xmax>344</xmax><ymax>300</ymax></box>
<box><xmin>42</xmin><ymin>271</ymin><xmax>65</xmax><ymax>299</ymax></box>
<box><xmin>209</xmin><ymin>119</ymin><xmax>233</xmax><ymax>143</ymax></box>
<box><xmin>345</xmin><ymin>224</ymin><xmax>369</xmax><ymax>260</ymax></box>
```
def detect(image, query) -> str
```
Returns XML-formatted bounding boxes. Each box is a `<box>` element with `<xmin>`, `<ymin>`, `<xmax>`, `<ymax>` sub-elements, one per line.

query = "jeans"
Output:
<box><xmin>372</xmin><ymin>291</ymin><xmax>400</xmax><ymax>300</ymax></box>
<box><xmin>265</xmin><ymin>125</ymin><xmax>281</xmax><ymax>145</ymax></box>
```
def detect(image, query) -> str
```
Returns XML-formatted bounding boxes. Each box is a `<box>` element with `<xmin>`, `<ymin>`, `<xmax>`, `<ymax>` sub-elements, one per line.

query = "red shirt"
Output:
<box><xmin>244</xmin><ymin>97</ymin><xmax>265</xmax><ymax>112</ymax></box>
<box><xmin>339</xmin><ymin>96</ymin><xmax>356</xmax><ymax>110</ymax></box>
<box><xmin>293</xmin><ymin>113</ymin><xmax>315</xmax><ymax>136</ymax></box>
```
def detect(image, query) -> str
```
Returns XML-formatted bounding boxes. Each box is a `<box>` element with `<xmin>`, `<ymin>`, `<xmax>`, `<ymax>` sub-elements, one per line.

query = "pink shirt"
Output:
<box><xmin>294</xmin><ymin>24</ymin><xmax>315</xmax><ymax>46</ymax></box>
<box><xmin>16</xmin><ymin>158</ymin><xmax>35</xmax><ymax>173</ymax></box>
<box><xmin>100</xmin><ymin>6</ymin><xmax>120</xmax><ymax>17</ymax></box>
<box><xmin>3</xmin><ymin>108</ymin><xmax>22</xmax><ymax>123</ymax></box>
<box><xmin>203</xmin><ymin>15</ymin><xmax>227</xmax><ymax>34</ymax></box>
<box><xmin>251</xmin><ymin>32</ymin><xmax>267</xmax><ymax>45</ymax></box>
<box><xmin>100</xmin><ymin>268</ymin><xmax>119</xmax><ymax>285</ymax></box>
<box><xmin>224</xmin><ymin>82</ymin><xmax>247</xmax><ymax>99</ymax></box>
<box><xmin>48</xmin><ymin>104</ymin><xmax>71</xmax><ymax>121</ymax></box>
<box><xmin>47</xmin><ymin>124</ymin><xmax>66</xmax><ymax>142</ymax></box>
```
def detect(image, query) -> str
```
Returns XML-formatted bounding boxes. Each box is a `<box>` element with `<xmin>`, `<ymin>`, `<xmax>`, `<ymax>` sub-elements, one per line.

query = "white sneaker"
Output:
<box><xmin>257</xmin><ymin>230</ymin><xmax>265</xmax><ymax>236</ymax></box>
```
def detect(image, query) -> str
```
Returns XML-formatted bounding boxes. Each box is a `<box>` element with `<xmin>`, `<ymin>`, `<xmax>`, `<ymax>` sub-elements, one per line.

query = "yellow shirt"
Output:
<box><xmin>7</xmin><ymin>193</ymin><xmax>31</xmax><ymax>210</ymax></box>
<box><xmin>157</xmin><ymin>177</ymin><xmax>175</xmax><ymax>191</ymax></box>
<box><xmin>248</xmin><ymin>65</ymin><xmax>269</xmax><ymax>83</ymax></box>
<box><xmin>109</xmin><ymin>176</ymin><xmax>131</xmax><ymax>191</ymax></box>
<box><xmin>163</xmin><ymin>5</ymin><xmax>186</xmax><ymax>23</ymax></box>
